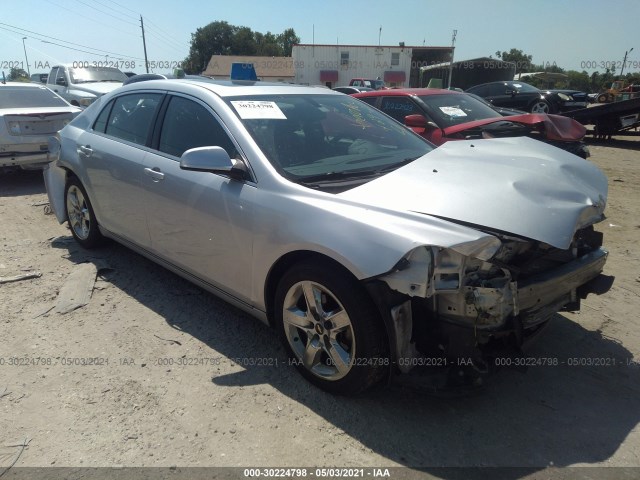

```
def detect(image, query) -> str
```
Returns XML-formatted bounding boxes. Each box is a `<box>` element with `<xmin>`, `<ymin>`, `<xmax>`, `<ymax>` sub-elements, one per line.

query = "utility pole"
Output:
<box><xmin>22</xmin><ymin>37</ymin><xmax>31</xmax><ymax>76</ymax></box>
<box><xmin>140</xmin><ymin>15</ymin><xmax>149</xmax><ymax>73</ymax></box>
<box><xmin>620</xmin><ymin>47</ymin><xmax>633</xmax><ymax>78</ymax></box>
<box><xmin>447</xmin><ymin>29</ymin><xmax>457</xmax><ymax>89</ymax></box>
<box><xmin>378</xmin><ymin>26</ymin><xmax>382</xmax><ymax>47</ymax></box>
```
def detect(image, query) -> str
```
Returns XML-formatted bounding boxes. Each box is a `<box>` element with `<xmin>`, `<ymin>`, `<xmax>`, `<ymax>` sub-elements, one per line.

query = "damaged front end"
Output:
<box><xmin>368</xmin><ymin>225</ymin><xmax>608</xmax><ymax>381</ymax></box>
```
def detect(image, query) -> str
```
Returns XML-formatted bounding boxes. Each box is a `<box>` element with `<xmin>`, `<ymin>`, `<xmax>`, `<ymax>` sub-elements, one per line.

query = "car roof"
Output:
<box><xmin>353</xmin><ymin>88</ymin><xmax>463</xmax><ymax>98</ymax></box>
<box><xmin>119</xmin><ymin>78</ymin><xmax>344</xmax><ymax>98</ymax></box>
<box><xmin>469</xmin><ymin>81</ymin><xmax>518</xmax><ymax>87</ymax></box>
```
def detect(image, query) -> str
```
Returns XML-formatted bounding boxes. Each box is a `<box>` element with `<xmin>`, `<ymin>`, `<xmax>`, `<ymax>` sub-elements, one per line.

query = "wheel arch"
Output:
<box><xmin>268</xmin><ymin>250</ymin><xmax>396</xmax><ymax>392</ymax></box>
<box><xmin>264</xmin><ymin>250</ymin><xmax>393</xmax><ymax>338</ymax></box>
<box><xmin>264</xmin><ymin>251</ymin><xmax>353</xmax><ymax>326</ymax></box>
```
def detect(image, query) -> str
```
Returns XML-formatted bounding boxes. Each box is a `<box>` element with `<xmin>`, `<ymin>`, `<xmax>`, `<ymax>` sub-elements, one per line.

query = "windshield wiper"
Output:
<box><xmin>373</xmin><ymin>156</ymin><xmax>421</xmax><ymax>174</ymax></box>
<box><xmin>299</xmin><ymin>156</ymin><xmax>422</xmax><ymax>185</ymax></box>
<box><xmin>298</xmin><ymin>170</ymin><xmax>379</xmax><ymax>184</ymax></box>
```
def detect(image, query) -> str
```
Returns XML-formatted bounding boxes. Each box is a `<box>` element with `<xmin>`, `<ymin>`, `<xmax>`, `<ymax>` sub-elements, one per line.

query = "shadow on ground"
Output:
<box><xmin>0</xmin><ymin>169</ymin><xmax>47</xmax><ymax>197</ymax></box>
<box><xmin>586</xmin><ymin>132</ymin><xmax>640</xmax><ymax>151</ymax></box>
<box><xmin>51</xmin><ymin>237</ymin><xmax>640</xmax><ymax>478</ymax></box>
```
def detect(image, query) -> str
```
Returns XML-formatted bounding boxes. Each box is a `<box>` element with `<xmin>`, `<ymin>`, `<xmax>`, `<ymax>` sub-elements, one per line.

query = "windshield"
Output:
<box><xmin>69</xmin><ymin>67</ymin><xmax>127</xmax><ymax>84</ymax></box>
<box><xmin>227</xmin><ymin>94</ymin><xmax>433</xmax><ymax>187</ymax></box>
<box><xmin>417</xmin><ymin>93</ymin><xmax>501</xmax><ymax>127</ymax></box>
<box><xmin>0</xmin><ymin>86</ymin><xmax>70</xmax><ymax>108</ymax></box>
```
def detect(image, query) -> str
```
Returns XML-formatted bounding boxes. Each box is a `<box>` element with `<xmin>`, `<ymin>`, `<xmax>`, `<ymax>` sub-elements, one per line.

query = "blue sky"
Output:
<box><xmin>1</xmin><ymin>0</ymin><xmax>638</xmax><ymax>76</ymax></box>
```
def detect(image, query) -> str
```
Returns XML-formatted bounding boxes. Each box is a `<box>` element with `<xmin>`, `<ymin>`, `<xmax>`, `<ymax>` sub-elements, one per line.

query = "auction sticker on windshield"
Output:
<box><xmin>439</xmin><ymin>106</ymin><xmax>467</xmax><ymax>117</ymax></box>
<box><xmin>231</xmin><ymin>101</ymin><xmax>287</xmax><ymax>119</ymax></box>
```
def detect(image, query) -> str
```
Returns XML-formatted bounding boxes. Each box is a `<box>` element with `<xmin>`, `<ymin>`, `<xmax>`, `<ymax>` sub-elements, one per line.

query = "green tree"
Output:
<box><xmin>277</xmin><ymin>28</ymin><xmax>300</xmax><ymax>57</ymax></box>
<box><xmin>183</xmin><ymin>22</ymin><xmax>299</xmax><ymax>74</ymax></box>
<box><xmin>495</xmin><ymin>48</ymin><xmax>533</xmax><ymax>74</ymax></box>
<box><xmin>184</xmin><ymin>21</ymin><xmax>235</xmax><ymax>73</ymax></box>
<box><xmin>7</xmin><ymin>67</ymin><xmax>29</xmax><ymax>82</ymax></box>
<box><xmin>565</xmin><ymin>70</ymin><xmax>591</xmax><ymax>92</ymax></box>
<box><xmin>232</xmin><ymin>26</ymin><xmax>258</xmax><ymax>56</ymax></box>
<box><xmin>255</xmin><ymin>32</ymin><xmax>282</xmax><ymax>56</ymax></box>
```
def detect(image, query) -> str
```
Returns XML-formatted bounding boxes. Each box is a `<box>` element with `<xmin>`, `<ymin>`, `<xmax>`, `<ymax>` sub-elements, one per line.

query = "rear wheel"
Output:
<box><xmin>64</xmin><ymin>176</ymin><xmax>104</xmax><ymax>248</ymax></box>
<box><xmin>275</xmin><ymin>261</ymin><xmax>389</xmax><ymax>395</ymax></box>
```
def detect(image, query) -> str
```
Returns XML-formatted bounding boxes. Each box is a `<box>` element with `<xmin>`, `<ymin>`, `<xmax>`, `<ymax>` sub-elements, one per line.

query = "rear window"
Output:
<box><xmin>0</xmin><ymin>86</ymin><xmax>70</xmax><ymax>108</ymax></box>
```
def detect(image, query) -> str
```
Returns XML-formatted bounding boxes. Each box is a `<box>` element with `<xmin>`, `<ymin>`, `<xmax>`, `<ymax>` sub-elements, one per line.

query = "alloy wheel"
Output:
<box><xmin>282</xmin><ymin>280</ymin><xmax>355</xmax><ymax>381</ymax></box>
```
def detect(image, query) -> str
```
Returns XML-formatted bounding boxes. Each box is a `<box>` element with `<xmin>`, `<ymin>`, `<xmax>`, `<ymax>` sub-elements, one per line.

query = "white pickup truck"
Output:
<box><xmin>46</xmin><ymin>65</ymin><xmax>127</xmax><ymax>108</ymax></box>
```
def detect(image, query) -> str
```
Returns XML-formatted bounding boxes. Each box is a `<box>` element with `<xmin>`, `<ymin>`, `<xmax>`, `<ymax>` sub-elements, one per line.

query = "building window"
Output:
<box><xmin>340</xmin><ymin>52</ymin><xmax>349</xmax><ymax>66</ymax></box>
<box><xmin>391</xmin><ymin>53</ymin><xmax>400</xmax><ymax>66</ymax></box>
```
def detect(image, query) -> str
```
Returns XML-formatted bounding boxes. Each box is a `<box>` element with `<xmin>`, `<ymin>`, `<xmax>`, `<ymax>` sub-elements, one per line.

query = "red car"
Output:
<box><xmin>353</xmin><ymin>88</ymin><xmax>590</xmax><ymax>158</ymax></box>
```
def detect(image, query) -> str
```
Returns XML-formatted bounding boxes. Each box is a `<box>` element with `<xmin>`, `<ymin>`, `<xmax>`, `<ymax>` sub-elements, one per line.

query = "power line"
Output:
<box><xmin>73</xmin><ymin>0</ymin><xmax>139</xmax><ymax>27</ymax></box>
<box><xmin>101</xmin><ymin>0</ymin><xmax>140</xmax><ymax>16</ymax></box>
<box><xmin>91</xmin><ymin>0</ymin><xmax>189</xmax><ymax>56</ymax></box>
<box><xmin>0</xmin><ymin>22</ymin><xmax>144</xmax><ymax>60</ymax></box>
<box><xmin>143</xmin><ymin>28</ymin><xmax>188</xmax><ymax>56</ymax></box>
<box><xmin>90</xmin><ymin>0</ymin><xmax>140</xmax><ymax>23</ymax></box>
<box><xmin>44</xmin><ymin>0</ymin><xmax>139</xmax><ymax>38</ymax></box>
<box><xmin>144</xmin><ymin>17</ymin><xmax>187</xmax><ymax>49</ymax></box>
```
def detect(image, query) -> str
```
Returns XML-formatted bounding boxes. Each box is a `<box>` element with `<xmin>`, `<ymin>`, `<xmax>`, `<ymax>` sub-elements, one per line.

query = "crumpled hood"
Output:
<box><xmin>339</xmin><ymin>137</ymin><xmax>607</xmax><ymax>250</ymax></box>
<box><xmin>442</xmin><ymin>113</ymin><xmax>586</xmax><ymax>141</ymax></box>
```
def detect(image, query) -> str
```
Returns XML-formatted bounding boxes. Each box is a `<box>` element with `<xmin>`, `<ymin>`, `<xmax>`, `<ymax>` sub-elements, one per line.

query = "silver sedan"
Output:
<box><xmin>45</xmin><ymin>79</ymin><xmax>609</xmax><ymax>394</ymax></box>
<box><xmin>1</xmin><ymin>82</ymin><xmax>80</xmax><ymax>170</ymax></box>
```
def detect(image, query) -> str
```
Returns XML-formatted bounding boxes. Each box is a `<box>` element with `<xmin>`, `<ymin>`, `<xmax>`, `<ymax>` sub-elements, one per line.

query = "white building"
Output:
<box><xmin>292</xmin><ymin>43</ymin><xmax>452</xmax><ymax>88</ymax></box>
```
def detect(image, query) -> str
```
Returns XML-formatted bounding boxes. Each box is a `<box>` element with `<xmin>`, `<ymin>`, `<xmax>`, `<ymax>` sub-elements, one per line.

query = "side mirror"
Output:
<box><xmin>56</xmin><ymin>78</ymin><xmax>68</xmax><ymax>87</ymax></box>
<box><xmin>404</xmin><ymin>114</ymin><xmax>438</xmax><ymax>132</ymax></box>
<box><xmin>180</xmin><ymin>146</ymin><xmax>248</xmax><ymax>181</ymax></box>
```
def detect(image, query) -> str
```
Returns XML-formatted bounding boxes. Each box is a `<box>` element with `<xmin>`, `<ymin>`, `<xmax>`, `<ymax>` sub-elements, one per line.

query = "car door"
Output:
<box><xmin>78</xmin><ymin>91</ymin><xmax>164</xmax><ymax>247</ymax></box>
<box><xmin>48</xmin><ymin>67</ymin><xmax>68</xmax><ymax>99</ymax></box>
<box><xmin>141</xmin><ymin>94</ymin><xmax>256</xmax><ymax>302</ymax></box>
<box><xmin>378</xmin><ymin>96</ymin><xmax>442</xmax><ymax>143</ymax></box>
<box><xmin>483</xmin><ymin>83</ymin><xmax>515</xmax><ymax>108</ymax></box>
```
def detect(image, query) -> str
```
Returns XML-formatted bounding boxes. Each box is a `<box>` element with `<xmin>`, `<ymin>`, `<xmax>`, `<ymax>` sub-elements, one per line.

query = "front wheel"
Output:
<box><xmin>275</xmin><ymin>261</ymin><xmax>389</xmax><ymax>395</ymax></box>
<box><xmin>64</xmin><ymin>176</ymin><xmax>104</xmax><ymax>248</ymax></box>
<box><xmin>530</xmin><ymin>100</ymin><xmax>551</xmax><ymax>113</ymax></box>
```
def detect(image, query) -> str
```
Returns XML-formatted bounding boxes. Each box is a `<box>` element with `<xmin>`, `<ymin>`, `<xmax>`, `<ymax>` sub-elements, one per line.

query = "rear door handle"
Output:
<box><xmin>144</xmin><ymin>167</ymin><xmax>165</xmax><ymax>182</ymax></box>
<box><xmin>78</xmin><ymin>145</ymin><xmax>93</xmax><ymax>157</ymax></box>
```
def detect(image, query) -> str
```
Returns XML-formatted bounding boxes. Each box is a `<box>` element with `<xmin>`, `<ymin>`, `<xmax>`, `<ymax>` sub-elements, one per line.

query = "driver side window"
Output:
<box><xmin>380</xmin><ymin>97</ymin><xmax>417</xmax><ymax>123</ymax></box>
<box><xmin>159</xmin><ymin>96</ymin><xmax>237</xmax><ymax>159</ymax></box>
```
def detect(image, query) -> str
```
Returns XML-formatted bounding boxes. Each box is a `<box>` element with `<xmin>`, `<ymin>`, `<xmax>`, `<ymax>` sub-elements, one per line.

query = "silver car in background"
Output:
<box><xmin>1</xmin><ymin>82</ymin><xmax>80</xmax><ymax>170</ymax></box>
<box><xmin>45</xmin><ymin>79</ymin><xmax>609</xmax><ymax>394</ymax></box>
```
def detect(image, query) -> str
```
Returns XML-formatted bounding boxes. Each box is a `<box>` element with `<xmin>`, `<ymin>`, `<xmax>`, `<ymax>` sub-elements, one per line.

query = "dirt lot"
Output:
<box><xmin>1</xmin><ymin>135</ymin><xmax>640</xmax><ymax>479</ymax></box>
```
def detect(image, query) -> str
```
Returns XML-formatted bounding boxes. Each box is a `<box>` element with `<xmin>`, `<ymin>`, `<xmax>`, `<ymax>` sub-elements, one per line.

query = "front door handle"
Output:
<box><xmin>144</xmin><ymin>167</ymin><xmax>165</xmax><ymax>182</ymax></box>
<box><xmin>78</xmin><ymin>145</ymin><xmax>93</xmax><ymax>157</ymax></box>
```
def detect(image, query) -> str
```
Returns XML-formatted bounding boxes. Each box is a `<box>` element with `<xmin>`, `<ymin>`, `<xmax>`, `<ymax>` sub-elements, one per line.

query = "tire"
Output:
<box><xmin>64</xmin><ymin>176</ymin><xmax>104</xmax><ymax>248</ymax></box>
<box><xmin>275</xmin><ymin>261</ymin><xmax>389</xmax><ymax>395</ymax></box>
<box><xmin>597</xmin><ymin>93</ymin><xmax>608</xmax><ymax>103</ymax></box>
<box><xmin>529</xmin><ymin>100</ymin><xmax>551</xmax><ymax>113</ymax></box>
